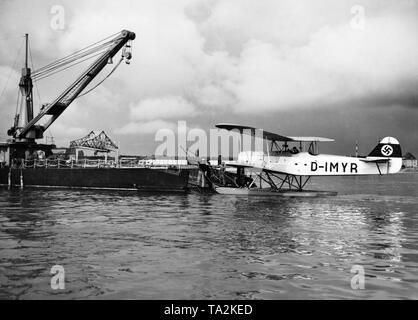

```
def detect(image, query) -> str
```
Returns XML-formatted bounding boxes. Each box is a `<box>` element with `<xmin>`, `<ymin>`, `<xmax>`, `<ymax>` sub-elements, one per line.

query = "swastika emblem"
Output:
<box><xmin>381</xmin><ymin>145</ymin><xmax>393</xmax><ymax>156</ymax></box>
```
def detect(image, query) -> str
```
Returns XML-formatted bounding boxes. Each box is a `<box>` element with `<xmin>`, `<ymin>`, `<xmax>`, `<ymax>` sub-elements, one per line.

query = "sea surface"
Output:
<box><xmin>0</xmin><ymin>173</ymin><xmax>417</xmax><ymax>300</ymax></box>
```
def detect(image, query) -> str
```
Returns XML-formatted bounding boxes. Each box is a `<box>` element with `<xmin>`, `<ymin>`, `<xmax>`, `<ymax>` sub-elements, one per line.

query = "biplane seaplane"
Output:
<box><xmin>200</xmin><ymin>124</ymin><xmax>403</xmax><ymax>196</ymax></box>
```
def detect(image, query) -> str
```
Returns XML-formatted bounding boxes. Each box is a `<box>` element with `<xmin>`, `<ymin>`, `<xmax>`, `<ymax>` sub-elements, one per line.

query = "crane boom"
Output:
<box><xmin>16</xmin><ymin>30</ymin><xmax>135</xmax><ymax>141</ymax></box>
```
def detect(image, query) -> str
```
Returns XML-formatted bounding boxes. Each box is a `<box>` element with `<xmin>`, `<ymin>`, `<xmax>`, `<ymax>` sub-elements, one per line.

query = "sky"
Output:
<box><xmin>0</xmin><ymin>0</ymin><xmax>417</xmax><ymax>157</ymax></box>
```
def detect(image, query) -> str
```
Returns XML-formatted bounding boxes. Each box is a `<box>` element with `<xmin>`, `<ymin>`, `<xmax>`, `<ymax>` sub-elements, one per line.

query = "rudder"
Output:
<box><xmin>368</xmin><ymin>137</ymin><xmax>402</xmax><ymax>158</ymax></box>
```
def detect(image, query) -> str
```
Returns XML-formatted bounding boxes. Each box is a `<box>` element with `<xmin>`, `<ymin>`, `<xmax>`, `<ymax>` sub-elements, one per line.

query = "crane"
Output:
<box><xmin>7</xmin><ymin>30</ymin><xmax>135</xmax><ymax>142</ymax></box>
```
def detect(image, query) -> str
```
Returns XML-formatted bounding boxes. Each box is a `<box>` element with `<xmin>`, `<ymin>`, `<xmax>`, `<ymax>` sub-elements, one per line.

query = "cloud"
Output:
<box><xmin>0</xmin><ymin>66</ymin><xmax>23</xmax><ymax>131</ymax></box>
<box><xmin>3</xmin><ymin>1</ymin><xmax>416</xmax><ymax>117</ymax></box>
<box><xmin>117</xmin><ymin>96</ymin><xmax>196</xmax><ymax>136</ymax></box>
<box><xmin>129</xmin><ymin>96</ymin><xmax>196</xmax><ymax>121</ymax></box>
<box><xmin>48</xmin><ymin>122</ymin><xmax>87</xmax><ymax>146</ymax></box>
<box><xmin>186</xmin><ymin>51</ymin><xmax>238</xmax><ymax>109</ymax></box>
<box><xmin>0</xmin><ymin>0</ymin><xmax>417</xmax><ymax>155</ymax></box>
<box><xmin>115</xmin><ymin>119</ymin><xmax>177</xmax><ymax>135</ymax></box>
<box><xmin>201</xmin><ymin>6</ymin><xmax>418</xmax><ymax>113</ymax></box>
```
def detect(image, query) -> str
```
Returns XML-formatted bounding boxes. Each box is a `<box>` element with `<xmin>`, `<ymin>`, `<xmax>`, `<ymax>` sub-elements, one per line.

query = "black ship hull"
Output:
<box><xmin>0</xmin><ymin>167</ymin><xmax>190</xmax><ymax>192</ymax></box>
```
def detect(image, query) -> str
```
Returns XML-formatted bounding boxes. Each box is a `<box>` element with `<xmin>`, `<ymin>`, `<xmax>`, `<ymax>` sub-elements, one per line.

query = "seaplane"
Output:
<box><xmin>199</xmin><ymin>123</ymin><xmax>403</xmax><ymax>197</ymax></box>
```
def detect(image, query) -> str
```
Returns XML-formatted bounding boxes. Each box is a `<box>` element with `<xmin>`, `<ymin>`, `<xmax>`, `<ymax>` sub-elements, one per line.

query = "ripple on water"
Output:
<box><xmin>0</xmin><ymin>174</ymin><xmax>418</xmax><ymax>299</ymax></box>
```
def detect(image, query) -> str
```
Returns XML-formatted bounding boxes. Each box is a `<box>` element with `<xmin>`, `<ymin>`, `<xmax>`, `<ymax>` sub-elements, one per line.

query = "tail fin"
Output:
<box><xmin>368</xmin><ymin>137</ymin><xmax>402</xmax><ymax>158</ymax></box>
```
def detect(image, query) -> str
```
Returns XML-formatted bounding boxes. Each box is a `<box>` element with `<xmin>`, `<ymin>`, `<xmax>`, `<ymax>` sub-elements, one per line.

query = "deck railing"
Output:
<box><xmin>12</xmin><ymin>159</ymin><xmax>195</xmax><ymax>170</ymax></box>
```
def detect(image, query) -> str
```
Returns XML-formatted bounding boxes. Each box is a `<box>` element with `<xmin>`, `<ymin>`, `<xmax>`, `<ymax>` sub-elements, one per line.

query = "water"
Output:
<box><xmin>0</xmin><ymin>174</ymin><xmax>417</xmax><ymax>299</ymax></box>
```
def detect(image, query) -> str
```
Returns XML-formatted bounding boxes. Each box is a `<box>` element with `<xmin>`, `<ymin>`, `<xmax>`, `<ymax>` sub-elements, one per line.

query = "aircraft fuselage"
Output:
<box><xmin>233</xmin><ymin>151</ymin><xmax>402</xmax><ymax>176</ymax></box>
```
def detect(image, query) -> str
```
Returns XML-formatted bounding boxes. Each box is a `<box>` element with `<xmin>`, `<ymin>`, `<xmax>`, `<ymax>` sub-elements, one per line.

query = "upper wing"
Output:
<box><xmin>215</xmin><ymin>123</ymin><xmax>334</xmax><ymax>142</ymax></box>
<box><xmin>286</xmin><ymin>136</ymin><xmax>334</xmax><ymax>142</ymax></box>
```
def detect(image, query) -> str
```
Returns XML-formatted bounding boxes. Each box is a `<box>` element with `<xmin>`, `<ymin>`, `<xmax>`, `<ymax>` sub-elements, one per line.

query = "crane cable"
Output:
<box><xmin>32</xmin><ymin>32</ymin><xmax>120</xmax><ymax>81</ymax></box>
<box><xmin>33</xmin><ymin>50</ymin><xmax>106</xmax><ymax>82</ymax></box>
<box><xmin>77</xmin><ymin>39</ymin><xmax>133</xmax><ymax>99</ymax></box>
<box><xmin>33</xmin><ymin>31</ymin><xmax>119</xmax><ymax>74</ymax></box>
<box><xmin>32</xmin><ymin>44</ymin><xmax>111</xmax><ymax>80</ymax></box>
<box><xmin>76</xmin><ymin>56</ymin><xmax>124</xmax><ymax>99</ymax></box>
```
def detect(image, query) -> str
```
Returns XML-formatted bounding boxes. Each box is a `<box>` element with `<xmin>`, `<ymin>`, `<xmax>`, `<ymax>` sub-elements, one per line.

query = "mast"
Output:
<box><xmin>355</xmin><ymin>139</ymin><xmax>359</xmax><ymax>157</ymax></box>
<box><xmin>25</xmin><ymin>33</ymin><xmax>28</xmax><ymax>69</ymax></box>
<box><xmin>14</xmin><ymin>33</ymin><xmax>34</xmax><ymax>141</ymax></box>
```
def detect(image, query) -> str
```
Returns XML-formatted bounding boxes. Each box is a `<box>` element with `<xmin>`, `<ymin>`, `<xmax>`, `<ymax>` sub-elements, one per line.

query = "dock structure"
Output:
<box><xmin>69</xmin><ymin>131</ymin><xmax>118</xmax><ymax>163</ymax></box>
<box><xmin>403</xmin><ymin>152</ymin><xmax>417</xmax><ymax>168</ymax></box>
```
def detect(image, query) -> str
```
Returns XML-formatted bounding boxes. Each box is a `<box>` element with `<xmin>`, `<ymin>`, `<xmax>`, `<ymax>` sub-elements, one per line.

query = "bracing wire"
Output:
<box><xmin>32</xmin><ymin>44</ymin><xmax>112</xmax><ymax>80</ymax></box>
<box><xmin>32</xmin><ymin>41</ymin><xmax>113</xmax><ymax>79</ymax></box>
<box><xmin>14</xmin><ymin>86</ymin><xmax>21</xmax><ymax>124</ymax></box>
<box><xmin>33</xmin><ymin>31</ymin><xmax>119</xmax><ymax>73</ymax></box>
<box><xmin>28</xmin><ymin>39</ymin><xmax>42</xmax><ymax>113</ymax></box>
<box><xmin>33</xmin><ymin>50</ymin><xmax>107</xmax><ymax>82</ymax></box>
<box><xmin>31</xmin><ymin>32</ymin><xmax>121</xmax><ymax>81</ymax></box>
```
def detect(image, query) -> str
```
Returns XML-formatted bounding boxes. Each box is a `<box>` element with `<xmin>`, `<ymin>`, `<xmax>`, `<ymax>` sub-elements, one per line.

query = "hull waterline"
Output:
<box><xmin>0</xmin><ymin>167</ymin><xmax>191</xmax><ymax>192</ymax></box>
